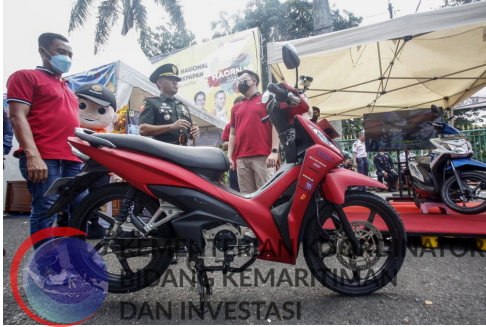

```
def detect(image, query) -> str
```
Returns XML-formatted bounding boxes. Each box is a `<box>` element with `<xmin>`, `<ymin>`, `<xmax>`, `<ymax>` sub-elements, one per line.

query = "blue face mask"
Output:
<box><xmin>41</xmin><ymin>47</ymin><xmax>72</xmax><ymax>74</ymax></box>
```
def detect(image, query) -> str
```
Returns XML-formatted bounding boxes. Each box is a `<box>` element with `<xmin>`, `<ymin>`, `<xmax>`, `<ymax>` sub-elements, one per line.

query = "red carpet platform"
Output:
<box><xmin>325</xmin><ymin>202</ymin><xmax>486</xmax><ymax>238</ymax></box>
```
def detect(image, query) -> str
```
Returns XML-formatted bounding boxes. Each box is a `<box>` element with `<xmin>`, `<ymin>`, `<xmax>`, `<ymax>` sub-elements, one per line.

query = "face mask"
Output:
<box><xmin>311</xmin><ymin>115</ymin><xmax>318</xmax><ymax>123</ymax></box>
<box><xmin>41</xmin><ymin>47</ymin><xmax>72</xmax><ymax>74</ymax></box>
<box><xmin>237</xmin><ymin>81</ymin><xmax>250</xmax><ymax>95</ymax></box>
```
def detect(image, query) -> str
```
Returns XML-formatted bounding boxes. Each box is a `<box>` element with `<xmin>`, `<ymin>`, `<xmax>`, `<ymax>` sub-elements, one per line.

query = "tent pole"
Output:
<box><xmin>268</xmin><ymin>64</ymin><xmax>272</xmax><ymax>88</ymax></box>
<box><xmin>443</xmin><ymin>97</ymin><xmax>453</xmax><ymax>127</ymax></box>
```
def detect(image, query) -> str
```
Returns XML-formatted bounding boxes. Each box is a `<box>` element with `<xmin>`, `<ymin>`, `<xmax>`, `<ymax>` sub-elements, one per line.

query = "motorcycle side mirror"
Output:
<box><xmin>431</xmin><ymin>105</ymin><xmax>439</xmax><ymax>114</ymax></box>
<box><xmin>282</xmin><ymin>44</ymin><xmax>300</xmax><ymax>70</ymax></box>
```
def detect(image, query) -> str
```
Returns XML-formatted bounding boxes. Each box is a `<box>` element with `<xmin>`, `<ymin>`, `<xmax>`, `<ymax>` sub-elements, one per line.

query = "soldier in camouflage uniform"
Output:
<box><xmin>139</xmin><ymin>64</ymin><xmax>200</xmax><ymax>264</ymax></box>
<box><xmin>139</xmin><ymin>63</ymin><xmax>200</xmax><ymax>145</ymax></box>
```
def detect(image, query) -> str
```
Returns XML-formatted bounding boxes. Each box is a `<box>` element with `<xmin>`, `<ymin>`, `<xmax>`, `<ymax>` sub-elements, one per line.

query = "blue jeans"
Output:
<box><xmin>19</xmin><ymin>154</ymin><xmax>85</xmax><ymax>249</ymax></box>
<box><xmin>356</xmin><ymin>157</ymin><xmax>369</xmax><ymax>191</ymax></box>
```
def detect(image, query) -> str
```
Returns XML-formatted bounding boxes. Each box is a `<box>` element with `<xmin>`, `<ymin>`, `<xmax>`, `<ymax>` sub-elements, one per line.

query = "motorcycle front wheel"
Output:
<box><xmin>412</xmin><ymin>188</ymin><xmax>422</xmax><ymax>209</ymax></box>
<box><xmin>303</xmin><ymin>191</ymin><xmax>406</xmax><ymax>296</ymax></box>
<box><xmin>441</xmin><ymin>171</ymin><xmax>486</xmax><ymax>215</ymax></box>
<box><xmin>69</xmin><ymin>183</ymin><xmax>174</xmax><ymax>293</ymax></box>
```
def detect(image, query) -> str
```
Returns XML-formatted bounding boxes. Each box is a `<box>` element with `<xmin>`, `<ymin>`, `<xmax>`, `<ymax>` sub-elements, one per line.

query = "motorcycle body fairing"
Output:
<box><xmin>68</xmin><ymin>117</ymin><xmax>383</xmax><ymax>265</ymax></box>
<box><xmin>446</xmin><ymin>157</ymin><xmax>486</xmax><ymax>171</ymax></box>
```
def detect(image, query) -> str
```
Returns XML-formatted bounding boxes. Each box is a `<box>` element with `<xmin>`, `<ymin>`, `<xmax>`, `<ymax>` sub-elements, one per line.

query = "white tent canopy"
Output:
<box><xmin>267</xmin><ymin>2</ymin><xmax>486</xmax><ymax>121</ymax></box>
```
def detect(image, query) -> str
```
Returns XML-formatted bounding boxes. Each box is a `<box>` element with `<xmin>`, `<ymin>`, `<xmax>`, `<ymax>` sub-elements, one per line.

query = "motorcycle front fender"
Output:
<box><xmin>446</xmin><ymin>158</ymin><xmax>486</xmax><ymax>172</ymax></box>
<box><xmin>321</xmin><ymin>168</ymin><xmax>387</xmax><ymax>204</ymax></box>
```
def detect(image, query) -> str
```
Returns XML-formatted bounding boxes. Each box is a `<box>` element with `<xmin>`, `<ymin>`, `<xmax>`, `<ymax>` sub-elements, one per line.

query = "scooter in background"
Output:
<box><xmin>409</xmin><ymin>105</ymin><xmax>486</xmax><ymax>214</ymax></box>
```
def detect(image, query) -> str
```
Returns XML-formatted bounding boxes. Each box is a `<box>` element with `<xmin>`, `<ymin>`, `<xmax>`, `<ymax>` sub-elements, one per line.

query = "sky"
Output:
<box><xmin>0</xmin><ymin>0</ymin><xmax>464</xmax><ymax>92</ymax></box>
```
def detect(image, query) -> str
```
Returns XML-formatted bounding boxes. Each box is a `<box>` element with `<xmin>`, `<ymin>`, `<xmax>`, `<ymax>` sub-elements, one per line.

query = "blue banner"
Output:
<box><xmin>65</xmin><ymin>63</ymin><xmax>116</xmax><ymax>92</ymax></box>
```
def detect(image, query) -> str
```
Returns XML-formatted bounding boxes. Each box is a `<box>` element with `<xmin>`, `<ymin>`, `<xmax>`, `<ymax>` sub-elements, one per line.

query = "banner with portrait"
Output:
<box><xmin>151</xmin><ymin>28</ymin><xmax>262</xmax><ymax>123</ymax></box>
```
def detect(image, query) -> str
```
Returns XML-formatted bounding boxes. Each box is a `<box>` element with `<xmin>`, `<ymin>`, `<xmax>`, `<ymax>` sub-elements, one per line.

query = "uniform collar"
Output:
<box><xmin>159</xmin><ymin>93</ymin><xmax>176</xmax><ymax>102</ymax></box>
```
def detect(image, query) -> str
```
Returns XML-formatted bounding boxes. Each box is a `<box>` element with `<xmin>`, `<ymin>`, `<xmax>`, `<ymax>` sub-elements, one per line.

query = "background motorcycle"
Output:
<box><xmin>46</xmin><ymin>44</ymin><xmax>406</xmax><ymax>310</ymax></box>
<box><xmin>409</xmin><ymin>105</ymin><xmax>486</xmax><ymax>214</ymax></box>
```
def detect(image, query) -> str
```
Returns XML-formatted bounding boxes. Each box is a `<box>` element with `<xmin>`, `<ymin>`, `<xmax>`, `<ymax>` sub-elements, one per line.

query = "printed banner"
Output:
<box><xmin>65</xmin><ymin>63</ymin><xmax>116</xmax><ymax>92</ymax></box>
<box><xmin>152</xmin><ymin>28</ymin><xmax>262</xmax><ymax>124</ymax></box>
<box><xmin>126</xmin><ymin>110</ymin><xmax>140</xmax><ymax>135</ymax></box>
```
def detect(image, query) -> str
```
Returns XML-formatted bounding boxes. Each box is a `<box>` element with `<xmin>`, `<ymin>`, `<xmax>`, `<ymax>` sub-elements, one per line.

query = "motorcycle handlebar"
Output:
<box><xmin>427</xmin><ymin>121</ymin><xmax>445</xmax><ymax>130</ymax></box>
<box><xmin>267</xmin><ymin>83</ymin><xmax>290</xmax><ymax>102</ymax></box>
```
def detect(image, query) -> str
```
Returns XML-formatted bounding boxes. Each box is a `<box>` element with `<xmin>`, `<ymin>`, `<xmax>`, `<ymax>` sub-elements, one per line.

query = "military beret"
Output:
<box><xmin>149</xmin><ymin>63</ymin><xmax>181</xmax><ymax>83</ymax></box>
<box><xmin>75</xmin><ymin>83</ymin><xmax>116</xmax><ymax>109</ymax></box>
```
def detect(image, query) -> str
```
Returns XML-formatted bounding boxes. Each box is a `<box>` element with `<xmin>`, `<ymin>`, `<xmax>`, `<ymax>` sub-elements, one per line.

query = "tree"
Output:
<box><xmin>141</xmin><ymin>24</ymin><xmax>196</xmax><ymax>58</ymax></box>
<box><xmin>441</xmin><ymin>0</ymin><xmax>483</xmax><ymax>7</ymax></box>
<box><xmin>313</xmin><ymin>0</ymin><xmax>333</xmax><ymax>35</ymax></box>
<box><xmin>341</xmin><ymin>118</ymin><xmax>363</xmax><ymax>139</ymax></box>
<box><xmin>452</xmin><ymin>107</ymin><xmax>486</xmax><ymax>130</ymax></box>
<box><xmin>210</xmin><ymin>0</ymin><xmax>362</xmax><ymax>87</ymax></box>
<box><xmin>68</xmin><ymin>0</ymin><xmax>188</xmax><ymax>54</ymax></box>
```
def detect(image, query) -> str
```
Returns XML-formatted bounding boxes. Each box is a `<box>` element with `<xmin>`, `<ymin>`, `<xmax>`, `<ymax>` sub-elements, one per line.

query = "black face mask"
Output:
<box><xmin>238</xmin><ymin>82</ymin><xmax>250</xmax><ymax>95</ymax></box>
<box><xmin>311</xmin><ymin>115</ymin><xmax>319</xmax><ymax>123</ymax></box>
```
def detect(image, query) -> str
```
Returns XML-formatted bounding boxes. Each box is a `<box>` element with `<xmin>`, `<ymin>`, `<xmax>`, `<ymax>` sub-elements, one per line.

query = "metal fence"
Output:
<box><xmin>335</xmin><ymin>128</ymin><xmax>486</xmax><ymax>178</ymax></box>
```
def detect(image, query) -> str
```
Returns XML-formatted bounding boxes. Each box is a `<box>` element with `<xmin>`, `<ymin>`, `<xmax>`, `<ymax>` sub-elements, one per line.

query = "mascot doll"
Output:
<box><xmin>72</xmin><ymin>83</ymin><xmax>118</xmax><ymax>237</ymax></box>
<box><xmin>76</xmin><ymin>83</ymin><xmax>118</xmax><ymax>133</ymax></box>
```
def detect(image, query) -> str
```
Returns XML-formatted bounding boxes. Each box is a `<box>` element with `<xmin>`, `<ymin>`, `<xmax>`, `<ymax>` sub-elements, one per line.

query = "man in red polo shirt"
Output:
<box><xmin>7</xmin><ymin>33</ymin><xmax>83</xmax><ymax>249</ymax></box>
<box><xmin>227</xmin><ymin>70</ymin><xmax>280</xmax><ymax>194</ymax></box>
<box><xmin>221</xmin><ymin>96</ymin><xmax>245</xmax><ymax>192</ymax></box>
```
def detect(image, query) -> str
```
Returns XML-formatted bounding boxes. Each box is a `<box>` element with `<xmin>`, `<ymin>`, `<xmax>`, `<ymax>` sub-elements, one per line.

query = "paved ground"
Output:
<box><xmin>3</xmin><ymin>215</ymin><xmax>486</xmax><ymax>325</ymax></box>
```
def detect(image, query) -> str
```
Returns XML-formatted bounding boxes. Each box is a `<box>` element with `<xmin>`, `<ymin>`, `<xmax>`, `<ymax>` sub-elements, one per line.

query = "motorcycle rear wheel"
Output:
<box><xmin>303</xmin><ymin>191</ymin><xmax>406</xmax><ymax>296</ymax></box>
<box><xmin>441</xmin><ymin>171</ymin><xmax>486</xmax><ymax>215</ymax></box>
<box><xmin>69</xmin><ymin>183</ymin><xmax>174</xmax><ymax>293</ymax></box>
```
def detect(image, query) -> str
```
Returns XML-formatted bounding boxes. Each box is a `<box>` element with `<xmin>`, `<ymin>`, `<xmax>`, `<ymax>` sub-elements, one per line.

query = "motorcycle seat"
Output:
<box><xmin>92</xmin><ymin>133</ymin><xmax>229</xmax><ymax>174</ymax></box>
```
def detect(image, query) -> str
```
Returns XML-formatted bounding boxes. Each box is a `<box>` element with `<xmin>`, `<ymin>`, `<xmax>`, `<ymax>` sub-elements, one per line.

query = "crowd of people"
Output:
<box><xmin>350</xmin><ymin>131</ymin><xmax>415</xmax><ymax>192</ymax></box>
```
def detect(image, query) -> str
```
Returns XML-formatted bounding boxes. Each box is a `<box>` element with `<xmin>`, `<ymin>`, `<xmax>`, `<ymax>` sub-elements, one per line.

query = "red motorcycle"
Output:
<box><xmin>47</xmin><ymin>44</ymin><xmax>406</xmax><ymax>310</ymax></box>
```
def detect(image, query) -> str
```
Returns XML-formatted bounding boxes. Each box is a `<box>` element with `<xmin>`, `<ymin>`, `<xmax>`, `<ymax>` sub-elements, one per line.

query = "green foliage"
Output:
<box><xmin>210</xmin><ymin>0</ymin><xmax>362</xmax><ymax>87</ymax></box>
<box><xmin>141</xmin><ymin>24</ymin><xmax>196</xmax><ymax>57</ymax></box>
<box><xmin>68</xmin><ymin>0</ymin><xmax>188</xmax><ymax>54</ymax></box>
<box><xmin>452</xmin><ymin>107</ymin><xmax>486</xmax><ymax>130</ymax></box>
<box><xmin>342</xmin><ymin>118</ymin><xmax>363</xmax><ymax>139</ymax></box>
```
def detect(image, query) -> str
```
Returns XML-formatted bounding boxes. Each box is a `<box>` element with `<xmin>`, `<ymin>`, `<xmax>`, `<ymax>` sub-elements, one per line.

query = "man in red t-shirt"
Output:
<box><xmin>227</xmin><ymin>70</ymin><xmax>280</xmax><ymax>194</ymax></box>
<box><xmin>7</xmin><ymin>33</ymin><xmax>83</xmax><ymax>249</ymax></box>
<box><xmin>221</xmin><ymin>96</ymin><xmax>245</xmax><ymax>192</ymax></box>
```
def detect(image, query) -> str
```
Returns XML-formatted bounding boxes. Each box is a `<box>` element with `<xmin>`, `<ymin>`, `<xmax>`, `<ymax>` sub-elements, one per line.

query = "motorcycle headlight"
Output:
<box><xmin>309</xmin><ymin>125</ymin><xmax>340</xmax><ymax>152</ymax></box>
<box><xmin>452</xmin><ymin>147</ymin><xmax>467</xmax><ymax>155</ymax></box>
<box><xmin>436</xmin><ymin>141</ymin><xmax>452</xmax><ymax>151</ymax></box>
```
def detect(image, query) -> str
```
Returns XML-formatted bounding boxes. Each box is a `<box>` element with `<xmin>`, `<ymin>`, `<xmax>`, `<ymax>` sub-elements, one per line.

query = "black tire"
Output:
<box><xmin>69</xmin><ymin>183</ymin><xmax>174</xmax><ymax>293</ymax></box>
<box><xmin>441</xmin><ymin>171</ymin><xmax>486</xmax><ymax>215</ymax></box>
<box><xmin>303</xmin><ymin>191</ymin><xmax>406</xmax><ymax>296</ymax></box>
<box><xmin>412</xmin><ymin>188</ymin><xmax>421</xmax><ymax>209</ymax></box>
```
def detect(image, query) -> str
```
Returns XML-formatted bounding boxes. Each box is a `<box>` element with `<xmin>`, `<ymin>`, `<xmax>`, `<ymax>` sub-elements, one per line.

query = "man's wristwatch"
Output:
<box><xmin>271</xmin><ymin>148</ymin><xmax>278</xmax><ymax>153</ymax></box>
